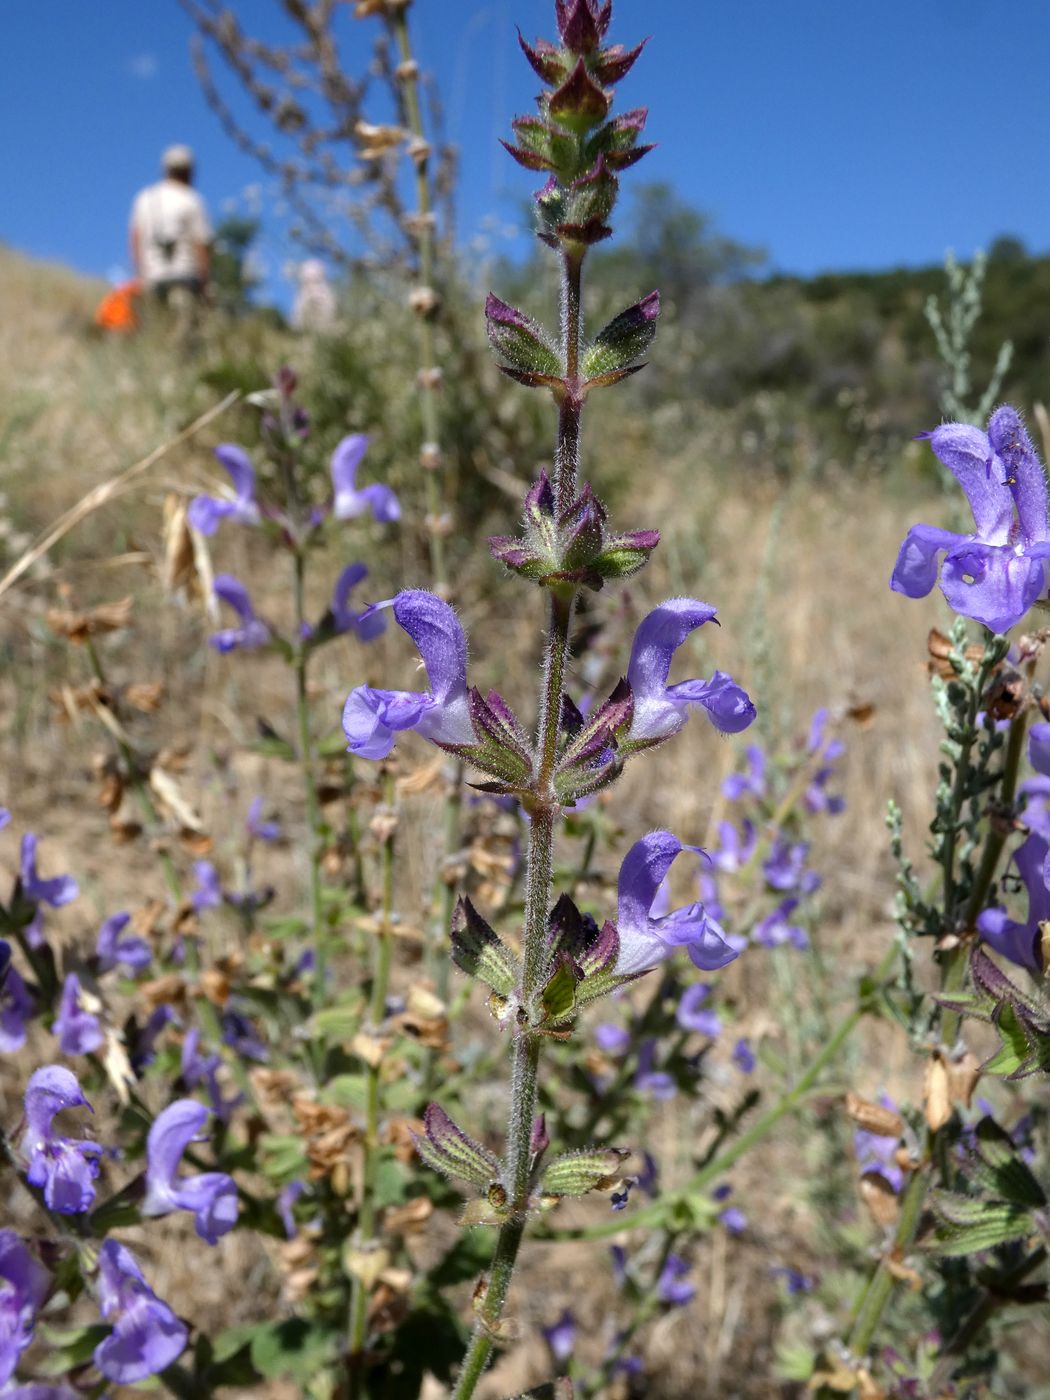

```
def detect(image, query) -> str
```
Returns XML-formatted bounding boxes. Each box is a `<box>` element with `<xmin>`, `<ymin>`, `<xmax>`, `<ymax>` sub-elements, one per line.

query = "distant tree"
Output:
<box><xmin>589</xmin><ymin>182</ymin><xmax>766</xmax><ymax>314</ymax></box>
<box><xmin>988</xmin><ymin>235</ymin><xmax>1028</xmax><ymax>265</ymax></box>
<box><xmin>210</xmin><ymin>216</ymin><xmax>262</xmax><ymax>315</ymax></box>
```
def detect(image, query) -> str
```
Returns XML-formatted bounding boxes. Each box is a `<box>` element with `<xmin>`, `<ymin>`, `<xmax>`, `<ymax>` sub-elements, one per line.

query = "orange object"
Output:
<box><xmin>94</xmin><ymin>280</ymin><xmax>141</xmax><ymax>333</ymax></box>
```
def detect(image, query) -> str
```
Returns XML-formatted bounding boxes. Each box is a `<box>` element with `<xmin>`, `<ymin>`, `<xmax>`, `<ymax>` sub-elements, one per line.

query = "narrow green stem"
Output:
<box><xmin>292</xmin><ymin>551</ymin><xmax>327</xmax><ymax>1006</ymax></box>
<box><xmin>847</xmin><ymin>1159</ymin><xmax>930</xmax><ymax>1358</ymax></box>
<box><xmin>347</xmin><ymin>769</ymin><xmax>398</xmax><ymax>1381</ymax></box>
<box><xmin>554</xmin><ymin>943</ymin><xmax>897</xmax><ymax>1244</ymax></box>
<box><xmin>392</xmin><ymin>5</ymin><xmax>447</xmax><ymax>593</ymax></box>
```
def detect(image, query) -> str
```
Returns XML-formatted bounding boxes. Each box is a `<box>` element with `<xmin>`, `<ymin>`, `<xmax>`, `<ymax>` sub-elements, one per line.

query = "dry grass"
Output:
<box><xmin>1</xmin><ymin>246</ymin><xmax>1046</xmax><ymax>1398</ymax></box>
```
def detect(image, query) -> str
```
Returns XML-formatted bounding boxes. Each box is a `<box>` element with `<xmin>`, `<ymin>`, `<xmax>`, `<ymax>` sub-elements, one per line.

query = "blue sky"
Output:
<box><xmin>3</xmin><ymin>1</ymin><xmax>1049</xmax><ymax>304</ymax></box>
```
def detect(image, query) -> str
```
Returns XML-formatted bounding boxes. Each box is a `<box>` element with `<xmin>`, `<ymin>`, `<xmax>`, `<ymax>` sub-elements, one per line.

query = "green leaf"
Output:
<box><xmin>450</xmin><ymin>897</ymin><xmax>521</xmax><ymax>996</ymax></box>
<box><xmin>930</xmin><ymin>1196</ymin><xmax>1034</xmax><ymax>1256</ymax></box>
<box><xmin>259</xmin><ymin>1134</ymin><xmax>308</xmax><ymax>1181</ymax></box>
<box><xmin>984</xmin><ymin>1003</ymin><xmax>1032</xmax><ymax>1076</ymax></box>
<box><xmin>249</xmin><ymin>1318</ymin><xmax>338</xmax><ymax>1382</ymax></box>
<box><xmin>582</xmin><ymin>291</ymin><xmax>660</xmax><ymax>380</ymax></box>
<box><xmin>37</xmin><ymin>1322</ymin><xmax>111</xmax><ymax>1372</ymax></box>
<box><xmin>536</xmin><ymin>958</ymin><xmax>577</xmax><ymax>1028</ymax></box>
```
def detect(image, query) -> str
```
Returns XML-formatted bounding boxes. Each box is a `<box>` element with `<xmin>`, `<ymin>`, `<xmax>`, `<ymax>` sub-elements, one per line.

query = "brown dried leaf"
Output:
<box><xmin>924</xmin><ymin>1053</ymin><xmax>952</xmax><ymax>1133</ymax></box>
<box><xmin>47</xmin><ymin>596</ymin><xmax>134</xmax><ymax>642</ymax></box>
<box><xmin>844</xmin><ymin>1092</ymin><xmax>903</xmax><ymax>1138</ymax></box>
<box><xmin>382</xmin><ymin>1197</ymin><xmax>433</xmax><ymax>1236</ymax></box>
<box><xmin>149</xmin><ymin>766</ymin><xmax>204</xmax><ymax>832</ymax></box>
<box><xmin>859</xmin><ymin>1170</ymin><xmax>899</xmax><ymax>1228</ymax></box>
<box><xmin>124</xmin><ymin>681</ymin><xmax>164</xmax><ymax>713</ymax></box>
<box><xmin>199</xmin><ymin>969</ymin><xmax>230</xmax><ymax>1007</ymax></box>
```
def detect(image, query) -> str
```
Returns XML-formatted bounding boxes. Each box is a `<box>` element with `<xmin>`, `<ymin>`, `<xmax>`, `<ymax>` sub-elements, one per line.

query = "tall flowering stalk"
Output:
<box><xmin>343</xmin><ymin>4</ymin><xmax>754</xmax><ymax>1390</ymax></box>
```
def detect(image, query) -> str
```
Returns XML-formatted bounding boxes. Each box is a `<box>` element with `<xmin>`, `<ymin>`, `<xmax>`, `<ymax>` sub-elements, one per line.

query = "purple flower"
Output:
<box><xmin>330</xmin><ymin>434</ymin><xmax>401</xmax><ymax>523</ymax></box>
<box><xmin>676</xmin><ymin>983</ymin><xmax>721</xmax><ymax>1037</ymax></box>
<box><xmin>22</xmin><ymin>1066</ymin><xmax>102</xmax><ymax>1214</ymax></box>
<box><xmin>753</xmin><ymin>897</ymin><xmax>809</xmax><ymax>950</ymax></box>
<box><xmin>277</xmin><ymin>1180</ymin><xmax>306</xmax><ymax>1239</ymax></box>
<box><xmin>0</xmin><ymin>943</ymin><xmax>33</xmax><ymax>1053</ymax></box>
<box><xmin>342</xmin><ymin>591</ymin><xmax>474</xmax><ymax>759</ymax></box>
<box><xmin>722</xmin><ymin>744</ymin><xmax>766</xmax><ymax>801</ymax></box>
<box><xmin>541</xmin><ymin>1307</ymin><xmax>576</xmax><ymax>1363</ymax></box>
<box><xmin>594</xmin><ymin>1022</ymin><xmax>631</xmax><ymax>1055</ymax></box>
<box><xmin>613</xmin><ymin>831</ymin><xmax>741</xmax><ymax>976</ymax></box>
<box><xmin>328</xmin><ymin>562</ymin><xmax>387</xmax><ymax>641</ymax></box>
<box><xmin>96</xmin><ymin>912</ymin><xmax>151</xmax><ymax>974</ymax></box>
<box><xmin>142</xmin><ymin>1100</ymin><xmax>237</xmax><ymax>1243</ymax></box>
<box><xmin>19</xmin><ymin>834</ymin><xmax>78</xmax><ymax>908</ymax></box>
<box><xmin>610</xmin><ymin>1244</ymin><xmax>629</xmax><ymax>1289</ymax></box>
<box><xmin>732</xmin><ymin>1037</ymin><xmax>756</xmax><ymax>1073</ymax></box>
<box><xmin>711</xmin><ymin>819</ymin><xmax>756</xmax><ymax>873</ymax></box>
<box><xmin>180</xmin><ymin>1029</ymin><xmax>240</xmax><ymax>1121</ymax></box>
<box><xmin>976</xmin><ymin>832</ymin><xmax>1048</xmax><ymax>970</ymax></box>
<box><xmin>656</xmin><ymin>1254</ymin><xmax>695</xmax><ymax>1307</ymax></box>
<box><xmin>0</xmin><ymin>809</ymin><xmax>10</xmax><ymax>830</ymax></box>
<box><xmin>719</xmin><ymin>1205</ymin><xmax>747</xmax><ymax>1234</ymax></box>
<box><xmin>188</xmin><ymin>444</ymin><xmax>262</xmax><ymax>534</ymax></box>
<box><xmin>763</xmin><ymin>839</ymin><xmax>809</xmax><ymax>891</ymax></box>
<box><xmin>625</xmin><ymin>599</ymin><xmax>756</xmax><ymax>744</ymax></box>
<box><xmin>245</xmin><ymin>797</ymin><xmax>281</xmax><ymax>844</ymax></box>
<box><xmin>191</xmin><ymin>860</ymin><xmax>223</xmax><ymax>911</ymax></box>
<box><xmin>891</xmin><ymin>407</ymin><xmax>1050</xmax><ymax>634</ymax></box>
<box><xmin>221</xmin><ymin>1008</ymin><xmax>268</xmax><ymax>1062</ymax></box>
<box><xmin>0</xmin><ymin>1230</ymin><xmax>49</xmax><ymax>1386</ymax></box>
<box><xmin>209</xmin><ymin>575</ymin><xmax>270</xmax><ymax>653</ymax></box>
<box><xmin>93</xmin><ymin>1239</ymin><xmax>188</xmax><ymax>1383</ymax></box>
<box><xmin>771</xmin><ymin>1265</ymin><xmax>814</xmax><ymax>1294</ymax></box>
<box><xmin>52</xmin><ymin>974</ymin><xmax>103</xmax><ymax>1056</ymax></box>
<box><xmin>634</xmin><ymin>1039</ymin><xmax>675</xmax><ymax>1100</ymax></box>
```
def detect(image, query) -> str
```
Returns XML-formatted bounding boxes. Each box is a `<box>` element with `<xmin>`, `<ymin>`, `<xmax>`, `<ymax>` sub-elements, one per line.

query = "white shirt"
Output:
<box><xmin>130</xmin><ymin>179</ymin><xmax>212</xmax><ymax>285</ymax></box>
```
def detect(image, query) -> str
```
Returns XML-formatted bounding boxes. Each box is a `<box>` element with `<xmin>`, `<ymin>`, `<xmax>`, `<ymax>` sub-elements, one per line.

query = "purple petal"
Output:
<box><xmin>213</xmin><ymin>443</ymin><xmax>257</xmax><ymax>504</ymax></box>
<box><xmin>668</xmin><ymin>670</ymin><xmax>756</xmax><ymax>734</ymax></box>
<box><xmin>96</xmin><ymin>912</ymin><xmax>151</xmax><ymax>972</ymax></box>
<box><xmin>0</xmin><ymin>1230</ymin><xmax>50</xmax><ymax>1387</ymax></box>
<box><xmin>392</xmin><ymin>591</ymin><xmax>467</xmax><ymax>705</ymax></box>
<box><xmin>988</xmin><ymin>406</ymin><xmax>1050</xmax><ymax>546</ymax></box>
<box><xmin>24</xmin><ymin>1066</ymin><xmax>91</xmax><ymax>1140</ymax></box>
<box><xmin>342</xmin><ymin>686</ymin><xmax>432</xmax><ymax>759</ymax></box>
<box><xmin>170</xmin><ymin>1171</ymin><xmax>238</xmax><ymax>1244</ymax></box>
<box><xmin>357</xmin><ymin>482</ymin><xmax>401</xmax><ymax>524</ymax></box>
<box><xmin>939</xmin><ymin>541</ymin><xmax>1046</xmax><ymax>634</ymax></box>
<box><xmin>213</xmin><ymin>574</ymin><xmax>256</xmax><ymax>624</ymax></box>
<box><xmin>1030</xmin><ymin>723</ymin><xmax>1050</xmax><ymax>779</ymax></box>
<box><xmin>626</xmin><ymin>598</ymin><xmax>718</xmax><ymax>740</ymax></box>
<box><xmin>94</xmin><ymin>1240</ymin><xmax>188</xmax><ymax>1383</ymax></box>
<box><xmin>19</xmin><ymin>834</ymin><xmax>79</xmax><ymax>908</ymax></box>
<box><xmin>144</xmin><ymin>1099</ymin><xmax>208</xmax><ymax>1202</ymax></box>
<box><xmin>890</xmin><ymin>523</ymin><xmax>963</xmax><ymax>599</ymax></box>
<box><xmin>53</xmin><ymin>974</ymin><xmax>103</xmax><ymax>1056</ymax></box>
<box><xmin>617</xmin><ymin>831</ymin><xmax>685</xmax><ymax>939</ymax></box>
<box><xmin>928</xmin><ymin>423</ymin><xmax>1012</xmax><ymax>542</ymax></box>
<box><xmin>331</xmin><ymin>434</ymin><xmax>369</xmax><ymax>505</ymax></box>
<box><xmin>187</xmin><ymin>495</ymin><xmax>236</xmax><ymax>535</ymax></box>
<box><xmin>687</xmin><ymin>914</ymin><xmax>742</xmax><ymax>971</ymax></box>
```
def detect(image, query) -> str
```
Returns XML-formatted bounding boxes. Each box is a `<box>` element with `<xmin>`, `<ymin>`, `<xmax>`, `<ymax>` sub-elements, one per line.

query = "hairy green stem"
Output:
<box><xmin>292</xmin><ymin>551</ymin><xmax>327</xmax><ymax>1006</ymax></box>
<box><xmin>451</xmin><ymin>243</ymin><xmax>586</xmax><ymax>1400</ymax></box>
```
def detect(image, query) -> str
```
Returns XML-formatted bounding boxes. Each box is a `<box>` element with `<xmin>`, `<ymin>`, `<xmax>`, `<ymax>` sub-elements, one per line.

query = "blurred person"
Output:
<box><xmin>129</xmin><ymin>146</ymin><xmax>212</xmax><ymax>333</ymax></box>
<box><xmin>291</xmin><ymin>259</ymin><xmax>337</xmax><ymax>332</ymax></box>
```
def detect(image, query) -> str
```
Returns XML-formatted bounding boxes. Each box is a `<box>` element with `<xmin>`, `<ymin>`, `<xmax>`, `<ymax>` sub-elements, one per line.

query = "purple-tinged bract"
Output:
<box><xmin>53</xmin><ymin>973</ymin><xmax>103</xmax><ymax>1056</ymax></box>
